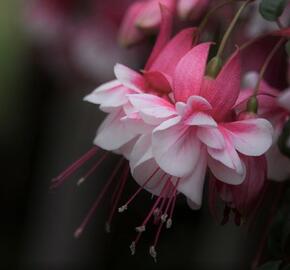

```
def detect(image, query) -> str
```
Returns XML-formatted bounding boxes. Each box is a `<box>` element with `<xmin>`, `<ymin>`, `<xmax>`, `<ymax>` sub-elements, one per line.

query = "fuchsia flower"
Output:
<box><xmin>238</xmin><ymin>73</ymin><xmax>290</xmax><ymax>181</ymax></box>
<box><xmin>118</xmin><ymin>0</ymin><xmax>208</xmax><ymax>46</ymax></box>
<box><xmin>209</xmin><ymin>155</ymin><xmax>267</xmax><ymax>225</ymax></box>
<box><xmin>128</xmin><ymin>44</ymin><xmax>273</xmax><ymax>210</ymax></box>
<box><xmin>84</xmin><ymin>6</ymin><xmax>196</xmax><ymax>156</ymax></box>
<box><xmin>177</xmin><ymin>0</ymin><xmax>209</xmax><ymax>20</ymax></box>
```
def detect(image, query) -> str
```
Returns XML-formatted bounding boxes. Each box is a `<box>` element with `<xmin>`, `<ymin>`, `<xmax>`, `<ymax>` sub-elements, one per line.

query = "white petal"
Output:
<box><xmin>197</xmin><ymin>127</ymin><xmax>225</xmax><ymax>149</ymax></box>
<box><xmin>177</xmin><ymin>147</ymin><xmax>207</xmax><ymax>209</ymax></box>
<box><xmin>208</xmin><ymin>156</ymin><xmax>246</xmax><ymax>185</ymax></box>
<box><xmin>222</xmin><ymin>119</ymin><xmax>273</xmax><ymax>156</ymax></box>
<box><xmin>153</xmin><ymin>118</ymin><xmax>201</xmax><ymax>177</ymax></box>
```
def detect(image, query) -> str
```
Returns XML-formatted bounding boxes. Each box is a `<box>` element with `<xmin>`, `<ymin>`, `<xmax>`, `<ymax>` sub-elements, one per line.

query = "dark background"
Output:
<box><xmin>0</xmin><ymin>1</ymin><xmax>259</xmax><ymax>269</ymax></box>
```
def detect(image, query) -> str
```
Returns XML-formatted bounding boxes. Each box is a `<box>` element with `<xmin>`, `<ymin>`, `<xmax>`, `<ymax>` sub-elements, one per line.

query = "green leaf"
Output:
<box><xmin>258</xmin><ymin>261</ymin><xmax>282</xmax><ymax>270</ymax></box>
<box><xmin>259</xmin><ymin>0</ymin><xmax>288</xmax><ymax>21</ymax></box>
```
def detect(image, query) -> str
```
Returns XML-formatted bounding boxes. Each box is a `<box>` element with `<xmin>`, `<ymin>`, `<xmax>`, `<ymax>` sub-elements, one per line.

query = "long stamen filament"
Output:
<box><xmin>77</xmin><ymin>152</ymin><xmax>109</xmax><ymax>186</ymax></box>
<box><xmin>74</xmin><ymin>159</ymin><xmax>124</xmax><ymax>238</ymax></box>
<box><xmin>51</xmin><ymin>147</ymin><xmax>98</xmax><ymax>188</ymax></box>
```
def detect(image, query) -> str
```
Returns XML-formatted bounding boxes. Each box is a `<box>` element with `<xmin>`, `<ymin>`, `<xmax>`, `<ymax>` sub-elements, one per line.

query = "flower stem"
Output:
<box><xmin>253</xmin><ymin>38</ymin><xmax>286</xmax><ymax>96</ymax></box>
<box><xmin>198</xmin><ymin>0</ymin><xmax>236</xmax><ymax>34</ymax></box>
<box><xmin>216</xmin><ymin>0</ymin><xmax>252</xmax><ymax>59</ymax></box>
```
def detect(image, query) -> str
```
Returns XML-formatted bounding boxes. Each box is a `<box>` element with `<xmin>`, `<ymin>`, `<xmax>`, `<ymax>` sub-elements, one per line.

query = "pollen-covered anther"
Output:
<box><xmin>77</xmin><ymin>177</ymin><xmax>85</xmax><ymax>186</ymax></box>
<box><xmin>118</xmin><ymin>204</ymin><xmax>128</xmax><ymax>213</ymax></box>
<box><xmin>149</xmin><ymin>246</ymin><xmax>157</xmax><ymax>262</ymax></box>
<box><xmin>135</xmin><ymin>225</ymin><xmax>146</xmax><ymax>232</ymax></box>
<box><xmin>129</xmin><ymin>241</ymin><xmax>136</xmax><ymax>255</ymax></box>
<box><xmin>166</xmin><ymin>218</ymin><xmax>172</xmax><ymax>229</ymax></box>
<box><xmin>105</xmin><ymin>222</ymin><xmax>111</xmax><ymax>233</ymax></box>
<box><xmin>73</xmin><ymin>228</ymin><xmax>83</xmax><ymax>239</ymax></box>
<box><xmin>161</xmin><ymin>213</ymin><xmax>168</xmax><ymax>223</ymax></box>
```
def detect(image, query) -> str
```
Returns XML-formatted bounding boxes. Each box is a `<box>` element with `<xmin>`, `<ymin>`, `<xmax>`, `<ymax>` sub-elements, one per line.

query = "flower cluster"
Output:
<box><xmin>51</xmin><ymin>0</ymin><xmax>290</xmax><ymax>262</ymax></box>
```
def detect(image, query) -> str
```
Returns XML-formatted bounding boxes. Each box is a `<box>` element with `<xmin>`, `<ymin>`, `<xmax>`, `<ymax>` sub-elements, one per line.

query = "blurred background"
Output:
<box><xmin>0</xmin><ymin>0</ymin><xmax>262</xmax><ymax>269</ymax></box>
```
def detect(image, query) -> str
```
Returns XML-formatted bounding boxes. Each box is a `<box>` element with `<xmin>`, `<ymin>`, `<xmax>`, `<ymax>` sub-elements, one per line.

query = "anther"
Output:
<box><xmin>161</xmin><ymin>213</ymin><xmax>168</xmax><ymax>223</ymax></box>
<box><xmin>129</xmin><ymin>242</ymin><xmax>136</xmax><ymax>255</ymax></box>
<box><xmin>149</xmin><ymin>246</ymin><xmax>157</xmax><ymax>263</ymax></box>
<box><xmin>118</xmin><ymin>204</ymin><xmax>128</xmax><ymax>213</ymax></box>
<box><xmin>105</xmin><ymin>222</ymin><xmax>111</xmax><ymax>233</ymax></box>
<box><xmin>166</xmin><ymin>218</ymin><xmax>172</xmax><ymax>229</ymax></box>
<box><xmin>74</xmin><ymin>228</ymin><xmax>83</xmax><ymax>239</ymax></box>
<box><xmin>135</xmin><ymin>225</ymin><xmax>146</xmax><ymax>232</ymax></box>
<box><xmin>77</xmin><ymin>177</ymin><xmax>85</xmax><ymax>186</ymax></box>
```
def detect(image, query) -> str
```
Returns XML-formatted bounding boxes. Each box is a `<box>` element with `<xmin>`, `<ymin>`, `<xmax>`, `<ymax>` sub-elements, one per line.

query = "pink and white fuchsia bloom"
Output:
<box><xmin>118</xmin><ymin>0</ymin><xmax>208</xmax><ymax>46</ymax></box>
<box><xmin>238</xmin><ymin>72</ymin><xmax>290</xmax><ymax>181</ymax></box>
<box><xmin>127</xmin><ymin>43</ymin><xmax>273</xmax><ymax>210</ymax></box>
<box><xmin>85</xmin><ymin>5</ymin><xmax>196</xmax><ymax>158</ymax></box>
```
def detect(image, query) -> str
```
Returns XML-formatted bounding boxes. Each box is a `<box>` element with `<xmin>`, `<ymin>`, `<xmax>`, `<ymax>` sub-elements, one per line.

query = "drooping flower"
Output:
<box><xmin>84</xmin><ymin>5</ymin><xmax>197</xmax><ymax>156</ymax></box>
<box><xmin>52</xmin><ymin>6</ymin><xmax>200</xmax><ymax>259</ymax></box>
<box><xmin>177</xmin><ymin>0</ymin><xmax>209</xmax><ymax>20</ymax></box>
<box><xmin>128</xmin><ymin>43</ymin><xmax>273</xmax><ymax>211</ymax></box>
<box><xmin>237</xmin><ymin>72</ymin><xmax>290</xmax><ymax>181</ymax></box>
<box><xmin>118</xmin><ymin>0</ymin><xmax>209</xmax><ymax>47</ymax></box>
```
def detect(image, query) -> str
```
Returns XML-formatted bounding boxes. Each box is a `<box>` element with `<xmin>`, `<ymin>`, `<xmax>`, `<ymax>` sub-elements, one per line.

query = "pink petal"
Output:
<box><xmin>128</xmin><ymin>93</ymin><xmax>176</xmax><ymax>125</ymax></box>
<box><xmin>145</xmin><ymin>4</ymin><xmax>174</xmax><ymax>70</ymax></box>
<box><xmin>273</xmin><ymin>27</ymin><xmax>290</xmax><ymax>37</ymax></box>
<box><xmin>173</xmin><ymin>43</ymin><xmax>211</xmax><ymax>102</ymax></box>
<box><xmin>136</xmin><ymin>0</ymin><xmax>174</xmax><ymax>30</ymax></box>
<box><xmin>177</xmin><ymin>0</ymin><xmax>198</xmax><ymax>19</ymax></box>
<box><xmin>152</xmin><ymin>118</ymin><xmax>201</xmax><ymax>177</ymax></box>
<box><xmin>177</xmin><ymin>147</ymin><xmax>207</xmax><ymax>209</ymax></box>
<box><xmin>118</xmin><ymin>1</ymin><xmax>146</xmax><ymax>47</ymax></box>
<box><xmin>143</xmin><ymin>70</ymin><xmax>172</xmax><ymax>94</ymax></box>
<box><xmin>202</xmin><ymin>49</ymin><xmax>241</xmax><ymax>121</ymax></box>
<box><xmin>208</xmin><ymin>156</ymin><xmax>246</xmax><ymax>185</ymax></box>
<box><xmin>149</xmin><ymin>27</ymin><xmax>197</xmax><ymax>77</ymax></box>
<box><xmin>278</xmin><ymin>89</ymin><xmax>290</xmax><ymax>111</ymax></box>
<box><xmin>221</xmin><ymin>119</ymin><xmax>273</xmax><ymax>156</ymax></box>
<box><xmin>177</xmin><ymin>0</ymin><xmax>208</xmax><ymax>20</ymax></box>
<box><xmin>176</xmin><ymin>95</ymin><xmax>212</xmax><ymax>118</ymax></box>
<box><xmin>197</xmin><ymin>127</ymin><xmax>225</xmax><ymax>149</ymax></box>
<box><xmin>114</xmin><ymin>63</ymin><xmax>145</xmax><ymax>92</ymax></box>
<box><xmin>84</xmin><ymin>80</ymin><xmax>131</xmax><ymax>111</ymax></box>
<box><xmin>231</xmin><ymin>155</ymin><xmax>266</xmax><ymax>213</ymax></box>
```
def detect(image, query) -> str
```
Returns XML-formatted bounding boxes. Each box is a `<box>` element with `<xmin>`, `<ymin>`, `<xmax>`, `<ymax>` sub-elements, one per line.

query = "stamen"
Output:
<box><xmin>166</xmin><ymin>179</ymin><xmax>180</xmax><ymax>229</ymax></box>
<box><xmin>154</xmin><ymin>184</ymin><xmax>173</xmax><ymax>224</ymax></box>
<box><xmin>151</xmin><ymin>179</ymin><xmax>177</xmax><ymax>256</ymax></box>
<box><xmin>77</xmin><ymin>152</ymin><xmax>109</xmax><ymax>186</ymax></box>
<box><xmin>118</xmin><ymin>168</ymin><xmax>160</xmax><ymax>213</ymax></box>
<box><xmin>73</xmin><ymin>158</ymin><xmax>124</xmax><ymax>238</ymax></box>
<box><xmin>134</xmin><ymin>179</ymin><xmax>171</xmax><ymax>233</ymax></box>
<box><xmin>149</xmin><ymin>246</ymin><xmax>157</xmax><ymax>263</ymax></box>
<box><xmin>129</xmin><ymin>241</ymin><xmax>136</xmax><ymax>255</ymax></box>
<box><xmin>51</xmin><ymin>147</ymin><xmax>98</xmax><ymax>188</ymax></box>
<box><xmin>105</xmin><ymin>165</ymin><xmax>130</xmax><ymax>233</ymax></box>
<box><xmin>129</xmin><ymin>232</ymin><xmax>142</xmax><ymax>255</ymax></box>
